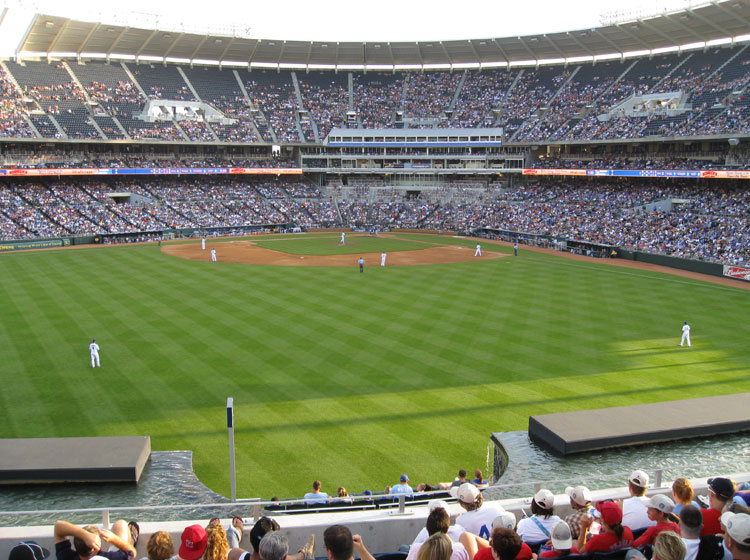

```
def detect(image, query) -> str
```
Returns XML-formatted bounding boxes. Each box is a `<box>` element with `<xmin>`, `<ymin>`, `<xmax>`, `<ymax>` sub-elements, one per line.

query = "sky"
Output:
<box><xmin>0</xmin><ymin>0</ymin><xmax>702</xmax><ymax>45</ymax></box>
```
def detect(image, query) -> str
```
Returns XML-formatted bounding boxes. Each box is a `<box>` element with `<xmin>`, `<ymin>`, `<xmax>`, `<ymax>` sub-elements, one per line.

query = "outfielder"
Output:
<box><xmin>381</xmin><ymin>252</ymin><xmax>386</xmax><ymax>266</ymax></box>
<box><xmin>89</xmin><ymin>339</ymin><xmax>100</xmax><ymax>368</ymax></box>
<box><xmin>211</xmin><ymin>248</ymin><xmax>217</xmax><ymax>262</ymax></box>
<box><xmin>475</xmin><ymin>244</ymin><xmax>482</xmax><ymax>257</ymax></box>
<box><xmin>201</xmin><ymin>237</ymin><xmax>206</xmax><ymax>250</ymax></box>
<box><xmin>680</xmin><ymin>321</ymin><xmax>691</xmax><ymax>347</ymax></box>
<box><xmin>341</xmin><ymin>232</ymin><xmax>346</xmax><ymax>244</ymax></box>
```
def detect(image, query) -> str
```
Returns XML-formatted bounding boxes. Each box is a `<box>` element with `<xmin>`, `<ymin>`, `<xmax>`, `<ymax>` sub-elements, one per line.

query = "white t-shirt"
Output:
<box><xmin>407</xmin><ymin>540</ymin><xmax>469</xmax><ymax>560</ymax></box>
<box><xmin>456</xmin><ymin>505</ymin><xmax>506</xmax><ymax>540</ymax></box>
<box><xmin>413</xmin><ymin>525</ymin><xmax>466</xmax><ymax>546</ymax></box>
<box><xmin>516</xmin><ymin>514</ymin><xmax>562</xmax><ymax>543</ymax></box>
<box><xmin>682</xmin><ymin>538</ymin><xmax>700</xmax><ymax>560</ymax></box>
<box><xmin>622</xmin><ymin>496</ymin><xmax>656</xmax><ymax>531</ymax></box>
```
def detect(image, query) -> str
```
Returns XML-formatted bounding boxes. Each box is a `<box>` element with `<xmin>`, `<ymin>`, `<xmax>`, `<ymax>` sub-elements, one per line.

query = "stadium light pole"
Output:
<box><xmin>227</xmin><ymin>397</ymin><xmax>236</xmax><ymax>501</ymax></box>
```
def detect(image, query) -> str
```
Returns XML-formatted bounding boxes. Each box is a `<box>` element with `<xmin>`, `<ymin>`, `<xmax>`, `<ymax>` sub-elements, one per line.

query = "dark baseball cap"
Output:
<box><xmin>9</xmin><ymin>542</ymin><xmax>50</xmax><ymax>560</ymax></box>
<box><xmin>708</xmin><ymin>477</ymin><xmax>736</xmax><ymax>501</ymax></box>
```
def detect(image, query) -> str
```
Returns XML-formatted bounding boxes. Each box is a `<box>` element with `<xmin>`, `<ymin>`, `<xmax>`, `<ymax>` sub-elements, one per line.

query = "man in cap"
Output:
<box><xmin>564</xmin><ymin>486</ymin><xmax>592</xmax><ymax>540</ymax></box>
<box><xmin>453</xmin><ymin>483</ymin><xmax>505</xmax><ymax>540</ymax></box>
<box><xmin>177</xmin><ymin>525</ymin><xmax>207</xmax><ymax>560</ymax></box>
<box><xmin>541</xmin><ymin>521</ymin><xmax>580</xmax><ymax>558</ymax></box>
<box><xmin>390</xmin><ymin>474</ymin><xmax>414</xmax><ymax>496</ymax></box>
<box><xmin>53</xmin><ymin>520</ymin><xmax>135</xmax><ymax>560</ymax></box>
<box><xmin>633</xmin><ymin>494</ymin><xmax>680</xmax><ymax>547</ymax></box>
<box><xmin>9</xmin><ymin>543</ymin><xmax>50</xmax><ymax>560</ymax></box>
<box><xmin>702</xmin><ymin>477</ymin><xmax>736</xmax><ymax>535</ymax></box>
<box><xmin>720</xmin><ymin>512</ymin><xmax>750</xmax><ymax>560</ymax></box>
<box><xmin>622</xmin><ymin>470</ymin><xmax>656</xmax><ymax>532</ymax></box>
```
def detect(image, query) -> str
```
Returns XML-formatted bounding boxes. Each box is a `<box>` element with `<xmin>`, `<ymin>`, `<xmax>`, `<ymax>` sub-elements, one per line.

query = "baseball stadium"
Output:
<box><xmin>1</xmin><ymin>0</ymin><xmax>750</xmax><ymax>558</ymax></box>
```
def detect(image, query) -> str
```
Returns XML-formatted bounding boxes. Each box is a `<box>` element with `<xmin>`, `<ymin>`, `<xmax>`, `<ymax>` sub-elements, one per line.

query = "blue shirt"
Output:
<box><xmin>390</xmin><ymin>483</ymin><xmax>414</xmax><ymax>496</ymax></box>
<box><xmin>303</xmin><ymin>491</ymin><xmax>329</xmax><ymax>504</ymax></box>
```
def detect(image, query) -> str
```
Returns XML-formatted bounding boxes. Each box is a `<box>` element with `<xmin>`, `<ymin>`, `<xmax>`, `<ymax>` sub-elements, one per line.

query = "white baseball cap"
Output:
<box><xmin>629</xmin><ymin>470</ymin><xmax>650</xmax><ymax>487</ymax></box>
<box><xmin>565</xmin><ymin>485</ymin><xmax>592</xmax><ymax>506</ymax></box>
<box><xmin>645</xmin><ymin>494</ymin><xmax>675</xmax><ymax>513</ymax></box>
<box><xmin>493</xmin><ymin>511</ymin><xmax>517</xmax><ymax>530</ymax></box>
<box><xmin>451</xmin><ymin>482</ymin><xmax>480</xmax><ymax>504</ymax></box>
<box><xmin>721</xmin><ymin>512</ymin><xmax>750</xmax><ymax>546</ymax></box>
<box><xmin>550</xmin><ymin>521</ymin><xmax>573</xmax><ymax>550</ymax></box>
<box><xmin>534</xmin><ymin>489</ymin><xmax>555</xmax><ymax>509</ymax></box>
<box><xmin>428</xmin><ymin>499</ymin><xmax>450</xmax><ymax>512</ymax></box>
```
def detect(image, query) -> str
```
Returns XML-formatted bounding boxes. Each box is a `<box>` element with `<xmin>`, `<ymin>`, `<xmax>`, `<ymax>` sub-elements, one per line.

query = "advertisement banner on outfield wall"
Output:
<box><xmin>522</xmin><ymin>169</ymin><xmax>750</xmax><ymax>179</ymax></box>
<box><xmin>0</xmin><ymin>239</ymin><xmax>70</xmax><ymax>251</ymax></box>
<box><xmin>0</xmin><ymin>168</ymin><xmax>303</xmax><ymax>177</ymax></box>
<box><xmin>723</xmin><ymin>265</ymin><xmax>750</xmax><ymax>281</ymax></box>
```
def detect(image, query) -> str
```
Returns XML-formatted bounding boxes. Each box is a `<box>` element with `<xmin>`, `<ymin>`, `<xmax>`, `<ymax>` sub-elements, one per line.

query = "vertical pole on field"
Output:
<box><xmin>227</xmin><ymin>397</ymin><xmax>236</xmax><ymax>502</ymax></box>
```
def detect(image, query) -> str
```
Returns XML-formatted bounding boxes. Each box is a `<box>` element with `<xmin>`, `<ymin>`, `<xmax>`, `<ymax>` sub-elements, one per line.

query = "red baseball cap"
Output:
<box><xmin>179</xmin><ymin>525</ymin><xmax>207</xmax><ymax>560</ymax></box>
<box><xmin>596</xmin><ymin>500</ymin><xmax>623</xmax><ymax>526</ymax></box>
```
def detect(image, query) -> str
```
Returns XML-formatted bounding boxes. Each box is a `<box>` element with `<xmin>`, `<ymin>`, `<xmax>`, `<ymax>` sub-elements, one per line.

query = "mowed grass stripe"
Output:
<box><xmin>0</xmin><ymin>235</ymin><xmax>748</xmax><ymax>498</ymax></box>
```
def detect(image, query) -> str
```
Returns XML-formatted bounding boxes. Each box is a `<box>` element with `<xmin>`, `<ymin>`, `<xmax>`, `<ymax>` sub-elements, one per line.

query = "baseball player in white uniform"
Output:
<box><xmin>211</xmin><ymin>248</ymin><xmax>217</xmax><ymax>262</ymax></box>
<box><xmin>381</xmin><ymin>252</ymin><xmax>386</xmax><ymax>266</ymax></box>
<box><xmin>89</xmin><ymin>339</ymin><xmax>100</xmax><ymax>368</ymax></box>
<box><xmin>341</xmin><ymin>232</ymin><xmax>346</xmax><ymax>244</ymax></box>
<box><xmin>474</xmin><ymin>244</ymin><xmax>482</xmax><ymax>257</ymax></box>
<box><xmin>201</xmin><ymin>237</ymin><xmax>206</xmax><ymax>250</ymax></box>
<box><xmin>680</xmin><ymin>321</ymin><xmax>691</xmax><ymax>347</ymax></box>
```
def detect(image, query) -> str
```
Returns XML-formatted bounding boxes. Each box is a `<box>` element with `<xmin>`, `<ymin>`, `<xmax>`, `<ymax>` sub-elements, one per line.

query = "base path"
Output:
<box><xmin>163</xmin><ymin>237</ymin><xmax>506</xmax><ymax>266</ymax></box>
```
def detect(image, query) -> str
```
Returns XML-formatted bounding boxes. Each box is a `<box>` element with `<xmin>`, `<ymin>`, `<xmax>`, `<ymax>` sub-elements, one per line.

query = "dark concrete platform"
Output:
<box><xmin>0</xmin><ymin>436</ymin><xmax>150</xmax><ymax>484</ymax></box>
<box><xmin>529</xmin><ymin>394</ymin><xmax>750</xmax><ymax>455</ymax></box>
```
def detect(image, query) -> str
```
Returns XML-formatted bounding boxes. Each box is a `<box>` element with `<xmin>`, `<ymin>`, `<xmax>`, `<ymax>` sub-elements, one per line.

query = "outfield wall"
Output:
<box><xmin>1</xmin><ymin>475</ymin><xmax>748</xmax><ymax>557</ymax></box>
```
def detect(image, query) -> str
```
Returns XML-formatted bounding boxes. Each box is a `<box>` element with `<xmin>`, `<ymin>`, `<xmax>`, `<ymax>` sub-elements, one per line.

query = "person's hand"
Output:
<box><xmin>81</xmin><ymin>530</ymin><xmax>101</xmax><ymax>553</ymax></box>
<box><xmin>99</xmin><ymin>529</ymin><xmax>115</xmax><ymax>543</ymax></box>
<box><xmin>352</xmin><ymin>535</ymin><xmax>365</xmax><ymax>552</ymax></box>
<box><xmin>613</xmin><ymin>498</ymin><xmax>623</xmax><ymax>509</ymax></box>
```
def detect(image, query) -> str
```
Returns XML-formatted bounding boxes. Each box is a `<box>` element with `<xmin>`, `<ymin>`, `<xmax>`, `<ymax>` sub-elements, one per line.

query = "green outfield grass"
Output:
<box><xmin>0</xmin><ymin>233</ymin><xmax>748</xmax><ymax>500</ymax></box>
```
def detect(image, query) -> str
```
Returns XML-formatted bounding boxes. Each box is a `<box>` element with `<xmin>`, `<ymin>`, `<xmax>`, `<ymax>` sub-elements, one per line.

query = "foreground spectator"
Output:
<box><xmin>453</xmin><ymin>483</ymin><xmax>505</xmax><ymax>540</ymax></box>
<box><xmin>323</xmin><ymin>525</ymin><xmax>374</xmax><ymax>560</ymax></box>
<box><xmin>54</xmin><ymin>520</ymin><xmax>136</xmax><ymax>560</ymax></box>
<box><xmin>633</xmin><ymin>494</ymin><xmax>680</xmax><ymax>547</ymax></box>
<box><xmin>407</xmin><ymin>507</ymin><xmax>471</xmax><ymax>560</ymax></box>
<box><xmin>259</xmin><ymin>534</ymin><xmax>287</xmax><ymax>560</ymax></box>
<box><xmin>473</xmin><ymin>519</ymin><xmax>534</xmax><ymax>560</ymax></box>
<box><xmin>9</xmin><ymin>543</ymin><xmax>50</xmax><ymax>560</ymax></box>
<box><xmin>144</xmin><ymin>532</ymin><xmax>174</xmax><ymax>560</ymax></box>
<box><xmin>653</xmin><ymin>531</ymin><xmax>687</xmax><ymax>560</ymax></box>
<box><xmin>623</xmin><ymin>470</ymin><xmax>655</xmax><ymax>532</ymax></box>
<box><xmin>702</xmin><ymin>477</ymin><xmax>736</xmax><ymax>535</ymax></box>
<box><xmin>540</xmin><ymin>521</ymin><xmax>580</xmax><ymax>558</ymax></box>
<box><xmin>205</xmin><ymin>525</ymin><xmax>230</xmax><ymax>560</ymax></box>
<box><xmin>564</xmin><ymin>486</ymin><xmax>592</xmax><ymax>540</ymax></box>
<box><xmin>679</xmin><ymin>505</ymin><xmax>723</xmax><ymax>560</ymax></box>
<box><xmin>412</xmin><ymin>501</ymin><xmax>466</xmax><ymax>545</ymax></box>
<box><xmin>720</xmin><ymin>512</ymin><xmax>750</xmax><ymax>560</ymax></box>
<box><xmin>417</xmin><ymin>534</ymin><xmax>453</xmax><ymax>560</ymax></box>
<box><xmin>576</xmin><ymin>501</ymin><xmax>633</xmax><ymax>553</ymax></box>
<box><xmin>516</xmin><ymin>489</ymin><xmax>561</xmax><ymax>544</ymax></box>
<box><xmin>178</xmin><ymin>525</ymin><xmax>207</xmax><ymax>560</ymax></box>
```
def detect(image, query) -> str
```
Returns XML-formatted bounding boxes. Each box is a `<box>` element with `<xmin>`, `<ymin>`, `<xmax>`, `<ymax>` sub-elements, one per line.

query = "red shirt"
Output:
<box><xmin>701</xmin><ymin>509</ymin><xmax>722</xmax><ymax>536</ymax></box>
<box><xmin>633</xmin><ymin>522</ymin><xmax>680</xmax><ymax>547</ymax></box>
<box><xmin>540</xmin><ymin>546</ymin><xmax>580</xmax><ymax>558</ymax></box>
<box><xmin>474</xmin><ymin>542</ymin><xmax>534</xmax><ymax>560</ymax></box>
<box><xmin>584</xmin><ymin>527</ymin><xmax>634</xmax><ymax>554</ymax></box>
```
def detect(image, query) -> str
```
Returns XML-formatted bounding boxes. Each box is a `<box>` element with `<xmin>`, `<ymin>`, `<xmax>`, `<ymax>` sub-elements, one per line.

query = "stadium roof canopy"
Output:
<box><xmin>15</xmin><ymin>0</ymin><xmax>750</xmax><ymax>69</ymax></box>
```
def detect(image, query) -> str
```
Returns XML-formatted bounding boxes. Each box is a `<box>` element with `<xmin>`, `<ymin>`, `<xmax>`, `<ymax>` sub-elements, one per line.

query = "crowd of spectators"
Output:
<box><xmin>35</xmin><ymin>471</ymin><xmax>750</xmax><ymax>560</ymax></box>
<box><xmin>0</xmin><ymin>49</ymin><xmax>747</xmax><ymax>142</ymax></box>
<box><xmin>0</xmin><ymin>172</ymin><xmax>748</xmax><ymax>266</ymax></box>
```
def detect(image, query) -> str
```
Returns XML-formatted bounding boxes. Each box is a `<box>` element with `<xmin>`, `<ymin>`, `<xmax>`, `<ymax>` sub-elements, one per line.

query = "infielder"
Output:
<box><xmin>381</xmin><ymin>252</ymin><xmax>386</xmax><ymax>266</ymax></box>
<box><xmin>680</xmin><ymin>321</ymin><xmax>691</xmax><ymax>347</ymax></box>
<box><xmin>89</xmin><ymin>339</ymin><xmax>100</xmax><ymax>368</ymax></box>
<box><xmin>211</xmin><ymin>248</ymin><xmax>217</xmax><ymax>262</ymax></box>
<box><xmin>341</xmin><ymin>232</ymin><xmax>346</xmax><ymax>244</ymax></box>
<box><xmin>514</xmin><ymin>243</ymin><xmax>518</xmax><ymax>256</ymax></box>
<box><xmin>475</xmin><ymin>244</ymin><xmax>482</xmax><ymax>257</ymax></box>
<box><xmin>201</xmin><ymin>237</ymin><xmax>206</xmax><ymax>250</ymax></box>
<box><xmin>358</xmin><ymin>257</ymin><xmax>364</xmax><ymax>273</ymax></box>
